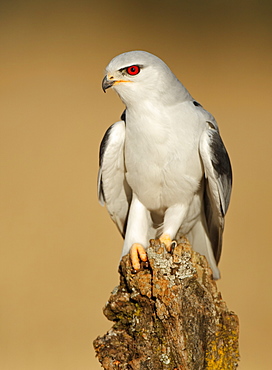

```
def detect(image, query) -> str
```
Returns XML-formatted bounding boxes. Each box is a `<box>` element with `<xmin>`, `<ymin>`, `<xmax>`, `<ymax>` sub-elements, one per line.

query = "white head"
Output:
<box><xmin>102</xmin><ymin>51</ymin><xmax>191</xmax><ymax>107</ymax></box>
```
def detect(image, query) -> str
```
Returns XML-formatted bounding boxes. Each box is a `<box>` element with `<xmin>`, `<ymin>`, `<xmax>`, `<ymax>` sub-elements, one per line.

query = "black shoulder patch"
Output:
<box><xmin>193</xmin><ymin>101</ymin><xmax>202</xmax><ymax>107</ymax></box>
<box><xmin>205</xmin><ymin>130</ymin><xmax>233</xmax><ymax>219</ymax></box>
<box><xmin>210</xmin><ymin>132</ymin><xmax>232</xmax><ymax>181</ymax></box>
<box><xmin>99</xmin><ymin>125</ymin><xmax>113</xmax><ymax>166</ymax></box>
<box><xmin>121</xmin><ymin>110</ymin><xmax>126</xmax><ymax>123</ymax></box>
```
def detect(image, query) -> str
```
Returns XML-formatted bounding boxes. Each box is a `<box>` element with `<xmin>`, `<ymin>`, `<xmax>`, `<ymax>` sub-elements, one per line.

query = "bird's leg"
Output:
<box><xmin>160</xmin><ymin>203</ymin><xmax>188</xmax><ymax>252</ymax></box>
<box><xmin>121</xmin><ymin>193</ymin><xmax>152</xmax><ymax>271</ymax></box>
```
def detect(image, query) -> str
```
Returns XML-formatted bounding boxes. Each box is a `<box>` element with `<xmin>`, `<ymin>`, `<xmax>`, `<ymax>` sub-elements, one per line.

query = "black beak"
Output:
<box><xmin>102</xmin><ymin>75</ymin><xmax>114</xmax><ymax>93</ymax></box>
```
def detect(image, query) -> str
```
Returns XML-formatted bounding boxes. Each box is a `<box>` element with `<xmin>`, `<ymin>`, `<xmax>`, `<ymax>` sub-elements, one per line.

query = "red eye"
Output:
<box><xmin>126</xmin><ymin>65</ymin><xmax>140</xmax><ymax>75</ymax></box>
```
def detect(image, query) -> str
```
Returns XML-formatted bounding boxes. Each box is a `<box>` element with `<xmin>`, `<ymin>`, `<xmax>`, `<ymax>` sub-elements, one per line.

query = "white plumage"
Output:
<box><xmin>98</xmin><ymin>51</ymin><xmax>232</xmax><ymax>279</ymax></box>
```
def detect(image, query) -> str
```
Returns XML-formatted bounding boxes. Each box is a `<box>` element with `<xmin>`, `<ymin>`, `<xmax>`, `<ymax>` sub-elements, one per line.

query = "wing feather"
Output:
<box><xmin>199</xmin><ymin>122</ymin><xmax>232</xmax><ymax>262</ymax></box>
<box><xmin>98</xmin><ymin>120</ymin><xmax>131</xmax><ymax>237</ymax></box>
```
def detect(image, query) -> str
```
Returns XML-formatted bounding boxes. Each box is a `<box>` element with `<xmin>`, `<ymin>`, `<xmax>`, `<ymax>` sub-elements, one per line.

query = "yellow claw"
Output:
<box><xmin>130</xmin><ymin>243</ymin><xmax>147</xmax><ymax>271</ymax></box>
<box><xmin>159</xmin><ymin>233</ymin><xmax>172</xmax><ymax>251</ymax></box>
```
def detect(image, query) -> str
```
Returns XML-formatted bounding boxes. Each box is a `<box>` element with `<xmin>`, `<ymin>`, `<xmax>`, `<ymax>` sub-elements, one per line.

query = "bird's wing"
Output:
<box><xmin>98</xmin><ymin>118</ymin><xmax>131</xmax><ymax>237</ymax></box>
<box><xmin>199</xmin><ymin>120</ymin><xmax>232</xmax><ymax>263</ymax></box>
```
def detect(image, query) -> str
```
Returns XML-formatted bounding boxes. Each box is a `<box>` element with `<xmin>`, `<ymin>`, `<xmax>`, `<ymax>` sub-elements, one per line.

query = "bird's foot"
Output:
<box><xmin>159</xmin><ymin>233</ymin><xmax>172</xmax><ymax>252</ymax></box>
<box><xmin>130</xmin><ymin>243</ymin><xmax>148</xmax><ymax>272</ymax></box>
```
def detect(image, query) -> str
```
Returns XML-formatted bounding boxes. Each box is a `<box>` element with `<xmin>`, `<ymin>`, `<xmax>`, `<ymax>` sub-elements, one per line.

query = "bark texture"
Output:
<box><xmin>93</xmin><ymin>237</ymin><xmax>239</xmax><ymax>370</ymax></box>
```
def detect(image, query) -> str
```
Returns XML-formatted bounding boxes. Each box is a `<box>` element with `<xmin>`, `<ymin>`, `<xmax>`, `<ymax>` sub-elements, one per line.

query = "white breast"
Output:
<box><xmin>124</xmin><ymin>102</ymin><xmax>205</xmax><ymax>212</ymax></box>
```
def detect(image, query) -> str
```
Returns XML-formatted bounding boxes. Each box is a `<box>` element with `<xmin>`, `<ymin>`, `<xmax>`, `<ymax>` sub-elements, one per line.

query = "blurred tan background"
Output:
<box><xmin>0</xmin><ymin>0</ymin><xmax>271</xmax><ymax>369</ymax></box>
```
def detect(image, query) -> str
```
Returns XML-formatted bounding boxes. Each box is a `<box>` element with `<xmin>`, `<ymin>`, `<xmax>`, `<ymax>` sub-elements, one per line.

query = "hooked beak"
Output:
<box><xmin>102</xmin><ymin>75</ymin><xmax>114</xmax><ymax>93</ymax></box>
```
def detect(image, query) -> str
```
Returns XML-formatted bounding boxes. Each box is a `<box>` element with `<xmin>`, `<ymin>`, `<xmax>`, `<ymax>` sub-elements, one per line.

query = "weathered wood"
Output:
<box><xmin>94</xmin><ymin>237</ymin><xmax>239</xmax><ymax>369</ymax></box>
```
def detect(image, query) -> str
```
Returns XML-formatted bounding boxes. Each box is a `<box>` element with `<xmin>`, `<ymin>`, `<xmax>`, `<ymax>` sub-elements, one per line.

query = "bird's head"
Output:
<box><xmin>102</xmin><ymin>51</ymin><xmax>190</xmax><ymax>107</ymax></box>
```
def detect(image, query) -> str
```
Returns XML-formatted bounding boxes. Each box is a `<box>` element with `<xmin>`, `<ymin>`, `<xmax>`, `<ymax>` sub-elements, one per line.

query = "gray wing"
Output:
<box><xmin>98</xmin><ymin>119</ymin><xmax>131</xmax><ymax>237</ymax></box>
<box><xmin>199</xmin><ymin>120</ymin><xmax>232</xmax><ymax>263</ymax></box>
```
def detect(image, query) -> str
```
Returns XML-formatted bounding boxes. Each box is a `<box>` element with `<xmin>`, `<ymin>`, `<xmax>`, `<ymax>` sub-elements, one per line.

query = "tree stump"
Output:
<box><xmin>93</xmin><ymin>237</ymin><xmax>239</xmax><ymax>369</ymax></box>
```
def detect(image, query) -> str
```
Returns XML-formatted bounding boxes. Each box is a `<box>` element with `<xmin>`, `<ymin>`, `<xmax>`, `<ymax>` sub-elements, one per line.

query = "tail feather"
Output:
<box><xmin>185</xmin><ymin>217</ymin><xmax>220</xmax><ymax>280</ymax></box>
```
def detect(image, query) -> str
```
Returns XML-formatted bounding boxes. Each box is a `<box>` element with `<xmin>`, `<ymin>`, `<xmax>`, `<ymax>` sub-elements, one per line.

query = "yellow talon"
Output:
<box><xmin>159</xmin><ymin>233</ymin><xmax>172</xmax><ymax>251</ymax></box>
<box><xmin>130</xmin><ymin>243</ymin><xmax>147</xmax><ymax>271</ymax></box>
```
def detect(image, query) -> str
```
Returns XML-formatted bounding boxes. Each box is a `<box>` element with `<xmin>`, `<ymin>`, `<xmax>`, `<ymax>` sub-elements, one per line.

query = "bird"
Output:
<box><xmin>98</xmin><ymin>51</ymin><xmax>232</xmax><ymax>279</ymax></box>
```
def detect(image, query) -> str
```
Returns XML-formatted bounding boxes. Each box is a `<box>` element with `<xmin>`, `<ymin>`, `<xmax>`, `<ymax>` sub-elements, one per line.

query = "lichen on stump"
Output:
<box><xmin>93</xmin><ymin>237</ymin><xmax>239</xmax><ymax>370</ymax></box>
